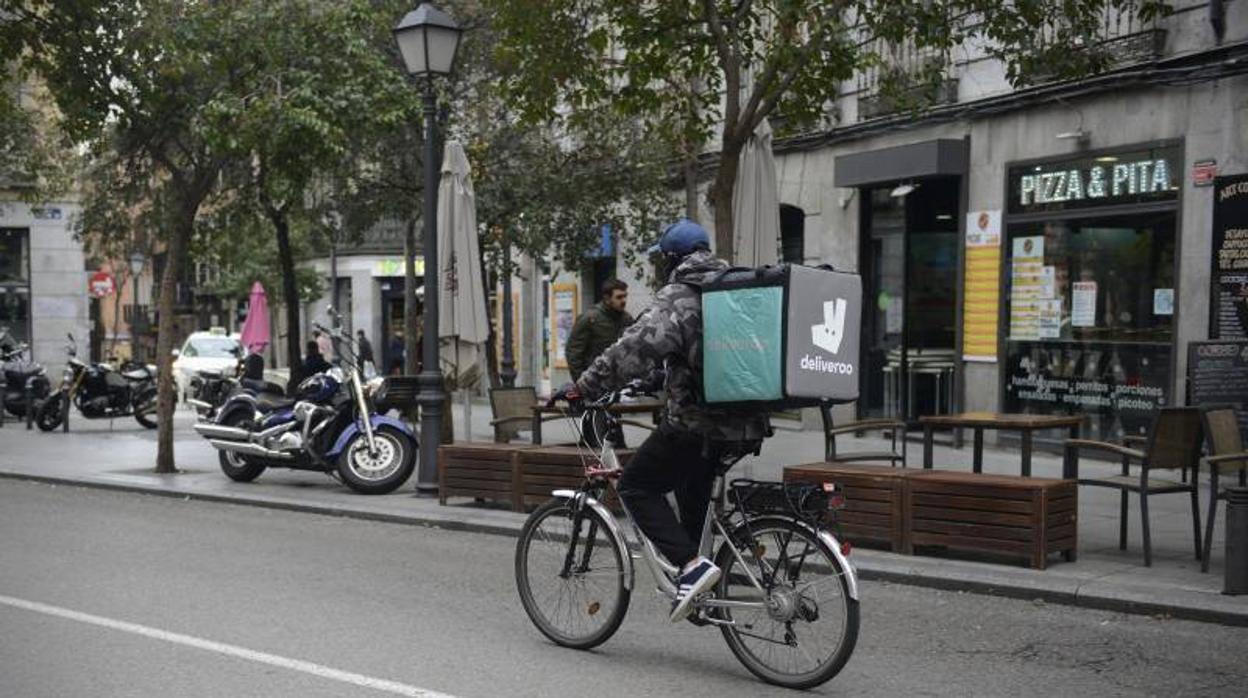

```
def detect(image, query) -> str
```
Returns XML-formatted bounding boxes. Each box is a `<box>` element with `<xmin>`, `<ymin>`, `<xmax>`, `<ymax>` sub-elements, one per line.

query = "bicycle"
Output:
<box><xmin>514</xmin><ymin>385</ymin><xmax>860</xmax><ymax>689</ymax></box>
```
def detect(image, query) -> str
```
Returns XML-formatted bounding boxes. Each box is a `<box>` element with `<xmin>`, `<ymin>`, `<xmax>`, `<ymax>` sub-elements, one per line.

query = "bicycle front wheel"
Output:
<box><xmin>515</xmin><ymin>497</ymin><xmax>630</xmax><ymax>650</ymax></box>
<box><xmin>715</xmin><ymin>517</ymin><xmax>859</xmax><ymax>689</ymax></box>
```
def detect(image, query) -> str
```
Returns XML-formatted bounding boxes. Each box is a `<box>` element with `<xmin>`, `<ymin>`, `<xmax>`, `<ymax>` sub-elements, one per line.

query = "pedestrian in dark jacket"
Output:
<box><xmin>302</xmin><ymin>340</ymin><xmax>331</xmax><ymax>377</ymax></box>
<box><xmin>356</xmin><ymin>330</ymin><xmax>375</xmax><ymax>364</ymax></box>
<box><xmin>561</xmin><ymin>219</ymin><xmax>769</xmax><ymax>624</ymax></box>
<box><xmin>565</xmin><ymin>278</ymin><xmax>633</xmax><ymax>381</ymax></box>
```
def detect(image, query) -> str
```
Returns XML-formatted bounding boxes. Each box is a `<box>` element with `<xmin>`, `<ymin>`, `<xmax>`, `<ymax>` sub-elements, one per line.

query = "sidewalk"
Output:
<box><xmin>2</xmin><ymin>403</ymin><xmax>1246</xmax><ymax>625</ymax></box>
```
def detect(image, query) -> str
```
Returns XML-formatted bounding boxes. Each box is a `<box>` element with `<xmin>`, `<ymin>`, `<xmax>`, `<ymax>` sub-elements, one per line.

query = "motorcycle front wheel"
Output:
<box><xmin>35</xmin><ymin>392</ymin><xmax>67</xmax><ymax>432</ymax></box>
<box><xmin>336</xmin><ymin>425</ymin><xmax>415</xmax><ymax>495</ymax></box>
<box><xmin>134</xmin><ymin>393</ymin><xmax>157</xmax><ymax>429</ymax></box>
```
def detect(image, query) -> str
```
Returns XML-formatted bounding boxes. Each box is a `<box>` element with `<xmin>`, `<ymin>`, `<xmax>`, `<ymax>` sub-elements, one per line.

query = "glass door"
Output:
<box><xmin>860</xmin><ymin>179</ymin><xmax>960</xmax><ymax>421</ymax></box>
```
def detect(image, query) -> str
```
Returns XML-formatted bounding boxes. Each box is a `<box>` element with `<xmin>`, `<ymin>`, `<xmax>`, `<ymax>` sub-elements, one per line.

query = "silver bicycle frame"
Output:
<box><xmin>549</xmin><ymin>401</ymin><xmax>859</xmax><ymax>616</ymax></box>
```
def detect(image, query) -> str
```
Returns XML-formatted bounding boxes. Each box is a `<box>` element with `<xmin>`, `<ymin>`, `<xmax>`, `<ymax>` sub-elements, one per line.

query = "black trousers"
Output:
<box><xmin>618</xmin><ymin>425</ymin><xmax>718</xmax><ymax>567</ymax></box>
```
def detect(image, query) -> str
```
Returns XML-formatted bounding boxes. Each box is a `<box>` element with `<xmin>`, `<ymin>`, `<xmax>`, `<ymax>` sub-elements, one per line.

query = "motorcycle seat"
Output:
<box><xmin>255</xmin><ymin>394</ymin><xmax>297</xmax><ymax>411</ymax></box>
<box><xmin>240</xmin><ymin>377</ymin><xmax>286</xmax><ymax>395</ymax></box>
<box><xmin>197</xmin><ymin>369</ymin><xmax>224</xmax><ymax>380</ymax></box>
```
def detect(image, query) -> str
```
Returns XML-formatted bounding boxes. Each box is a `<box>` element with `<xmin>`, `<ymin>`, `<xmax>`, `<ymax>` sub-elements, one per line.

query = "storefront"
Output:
<box><xmin>1001</xmin><ymin>141</ymin><xmax>1181</xmax><ymax>442</ymax></box>
<box><xmin>0</xmin><ymin>228</ymin><xmax>30</xmax><ymax>344</ymax></box>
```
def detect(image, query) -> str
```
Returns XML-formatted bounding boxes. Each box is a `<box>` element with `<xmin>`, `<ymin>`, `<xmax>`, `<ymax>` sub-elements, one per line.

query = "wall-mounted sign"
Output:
<box><xmin>372</xmin><ymin>257</ymin><xmax>425</xmax><ymax>278</ymax></box>
<box><xmin>962</xmin><ymin>209</ymin><xmax>1001</xmax><ymax>362</ymax></box>
<box><xmin>1211</xmin><ymin>173</ymin><xmax>1248</xmax><ymax>339</ymax></box>
<box><xmin>1008</xmin><ymin>145</ymin><xmax>1180</xmax><ymax>215</ymax></box>
<box><xmin>1192</xmin><ymin>159</ymin><xmax>1218</xmax><ymax>187</ymax></box>
<box><xmin>88</xmin><ymin>271</ymin><xmax>115</xmax><ymax>298</ymax></box>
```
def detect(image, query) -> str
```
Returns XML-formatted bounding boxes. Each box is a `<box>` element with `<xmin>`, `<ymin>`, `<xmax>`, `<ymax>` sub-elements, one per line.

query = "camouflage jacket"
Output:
<box><xmin>575</xmin><ymin>250</ymin><xmax>770</xmax><ymax>443</ymax></box>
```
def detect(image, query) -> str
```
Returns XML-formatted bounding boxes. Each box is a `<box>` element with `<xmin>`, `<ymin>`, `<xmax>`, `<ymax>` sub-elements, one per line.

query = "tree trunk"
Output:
<box><xmin>271</xmin><ymin>210</ymin><xmax>302</xmax><ymax>393</ymax></box>
<box><xmin>154</xmin><ymin>212</ymin><xmax>194</xmax><ymax>473</ymax></box>
<box><xmin>684</xmin><ymin>150</ymin><xmax>699</xmax><ymax>221</ymax></box>
<box><xmin>709</xmin><ymin>139</ymin><xmax>744</xmax><ymax>260</ymax></box>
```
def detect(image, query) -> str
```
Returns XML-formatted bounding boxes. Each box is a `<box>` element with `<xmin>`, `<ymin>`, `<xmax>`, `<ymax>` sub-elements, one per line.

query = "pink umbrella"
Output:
<box><xmin>239</xmin><ymin>282</ymin><xmax>271</xmax><ymax>354</ymax></box>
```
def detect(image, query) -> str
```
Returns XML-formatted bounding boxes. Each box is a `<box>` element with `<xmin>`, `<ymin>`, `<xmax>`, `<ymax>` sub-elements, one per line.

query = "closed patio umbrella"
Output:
<box><xmin>437</xmin><ymin>140</ymin><xmax>488</xmax><ymax>439</ymax></box>
<box><xmin>239</xmin><ymin>282</ymin><xmax>270</xmax><ymax>354</ymax></box>
<box><xmin>732</xmin><ymin>118</ymin><xmax>781</xmax><ymax>267</ymax></box>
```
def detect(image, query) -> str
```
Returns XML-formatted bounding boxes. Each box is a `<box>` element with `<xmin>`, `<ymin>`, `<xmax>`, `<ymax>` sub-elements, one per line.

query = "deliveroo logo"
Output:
<box><xmin>811</xmin><ymin>299</ymin><xmax>848</xmax><ymax>354</ymax></box>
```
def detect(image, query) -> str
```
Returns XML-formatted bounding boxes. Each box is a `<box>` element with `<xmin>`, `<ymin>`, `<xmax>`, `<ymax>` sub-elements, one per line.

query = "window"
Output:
<box><xmin>1004</xmin><ymin>213</ymin><xmax>1177</xmax><ymax>440</ymax></box>
<box><xmin>0</xmin><ymin>228</ymin><xmax>30</xmax><ymax>345</ymax></box>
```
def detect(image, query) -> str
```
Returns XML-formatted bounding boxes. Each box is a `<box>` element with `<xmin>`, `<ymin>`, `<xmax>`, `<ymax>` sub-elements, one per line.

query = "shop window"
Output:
<box><xmin>1004</xmin><ymin>214</ymin><xmax>1177</xmax><ymax>440</ymax></box>
<box><xmin>0</xmin><ymin>228</ymin><xmax>31</xmax><ymax>345</ymax></box>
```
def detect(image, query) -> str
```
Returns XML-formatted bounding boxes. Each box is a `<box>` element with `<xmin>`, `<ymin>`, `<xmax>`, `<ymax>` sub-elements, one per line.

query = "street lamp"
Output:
<box><xmin>394</xmin><ymin>3</ymin><xmax>462</xmax><ymax>494</ymax></box>
<box><xmin>128</xmin><ymin>251</ymin><xmax>146</xmax><ymax>363</ymax></box>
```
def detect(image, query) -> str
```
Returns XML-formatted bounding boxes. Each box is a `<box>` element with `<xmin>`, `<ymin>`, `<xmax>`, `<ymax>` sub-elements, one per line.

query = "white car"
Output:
<box><xmin>172</xmin><ymin>332</ymin><xmax>243</xmax><ymax>400</ymax></box>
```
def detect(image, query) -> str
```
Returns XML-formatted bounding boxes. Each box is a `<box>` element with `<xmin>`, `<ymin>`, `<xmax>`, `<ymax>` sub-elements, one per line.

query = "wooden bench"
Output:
<box><xmin>437</xmin><ymin>443</ymin><xmax>533</xmax><ymax>510</ymax></box>
<box><xmin>906</xmin><ymin>471</ymin><xmax>1077</xmax><ymax>569</ymax></box>
<box><xmin>783</xmin><ymin>462</ymin><xmax>923</xmax><ymax>552</ymax></box>
<box><xmin>514</xmin><ymin>446</ymin><xmax>634</xmax><ymax>512</ymax></box>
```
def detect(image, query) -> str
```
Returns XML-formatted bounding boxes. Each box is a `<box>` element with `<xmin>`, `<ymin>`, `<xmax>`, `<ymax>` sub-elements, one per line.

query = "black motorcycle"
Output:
<box><xmin>36</xmin><ymin>333</ymin><xmax>159</xmax><ymax>431</ymax></box>
<box><xmin>1</xmin><ymin>329</ymin><xmax>51</xmax><ymax>420</ymax></box>
<box><xmin>187</xmin><ymin>354</ymin><xmax>285</xmax><ymax>422</ymax></box>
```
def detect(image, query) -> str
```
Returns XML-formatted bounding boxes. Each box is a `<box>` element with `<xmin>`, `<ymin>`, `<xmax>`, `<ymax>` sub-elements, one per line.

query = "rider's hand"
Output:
<box><xmin>548</xmin><ymin>382</ymin><xmax>582</xmax><ymax>408</ymax></box>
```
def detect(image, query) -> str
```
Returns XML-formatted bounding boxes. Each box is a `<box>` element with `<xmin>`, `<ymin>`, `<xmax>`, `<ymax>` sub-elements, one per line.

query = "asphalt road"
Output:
<box><xmin>1</xmin><ymin>479</ymin><xmax>1246</xmax><ymax>698</ymax></box>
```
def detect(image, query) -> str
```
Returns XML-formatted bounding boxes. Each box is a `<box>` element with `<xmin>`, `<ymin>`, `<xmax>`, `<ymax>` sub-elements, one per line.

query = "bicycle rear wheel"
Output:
<box><xmin>714</xmin><ymin>517</ymin><xmax>859</xmax><ymax>689</ymax></box>
<box><xmin>515</xmin><ymin>497</ymin><xmax>630</xmax><ymax>650</ymax></box>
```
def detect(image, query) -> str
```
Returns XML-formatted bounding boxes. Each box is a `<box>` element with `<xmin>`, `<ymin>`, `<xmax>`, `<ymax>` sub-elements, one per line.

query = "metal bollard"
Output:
<box><xmin>1226</xmin><ymin>487</ymin><xmax>1248</xmax><ymax>595</ymax></box>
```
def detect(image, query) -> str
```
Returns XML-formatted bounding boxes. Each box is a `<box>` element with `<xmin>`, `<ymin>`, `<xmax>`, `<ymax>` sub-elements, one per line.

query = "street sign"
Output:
<box><xmin>88</xmin><ymin>271</ymin><xmax>116</xmax><ymax>298</ymax></box>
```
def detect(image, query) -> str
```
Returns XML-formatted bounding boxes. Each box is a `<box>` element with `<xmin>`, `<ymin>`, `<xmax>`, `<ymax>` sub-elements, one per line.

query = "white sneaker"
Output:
<box><xmin>670</xmin><ymin>558</ymin><xmax>721</xmax><ymax>622</ymax></box>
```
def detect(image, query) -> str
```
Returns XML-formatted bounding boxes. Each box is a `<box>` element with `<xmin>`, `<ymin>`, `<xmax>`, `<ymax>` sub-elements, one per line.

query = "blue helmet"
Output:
<box><xmin>647</xmin><ymin>218</ymin><xmax>710</xmax><ymax>257</ymax></box>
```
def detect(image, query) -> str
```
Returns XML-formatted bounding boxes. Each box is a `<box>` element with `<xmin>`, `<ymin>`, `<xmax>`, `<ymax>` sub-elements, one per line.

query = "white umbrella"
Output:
<box><xmin>732</xmin><ymin>118</ymin><xmax>781</xmax><ymax>267</ymax></box>
<box><xmin>437</xmin><ymin>141</ymin><xmax>487</xmax><ymax>438</ymax></box>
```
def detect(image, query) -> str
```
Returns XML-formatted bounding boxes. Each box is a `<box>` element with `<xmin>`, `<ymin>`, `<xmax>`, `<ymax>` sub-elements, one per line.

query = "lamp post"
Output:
<box><xmin>394</xmin><ymin>3</ymin><xmax>462</xmax><ymax>494</ymax></box>
<box><xmin>499</xmin><ymin>229</ymin><xmax>517</xmax><ymax>388</ymax></box>
<box><xmin>128</xmin><ymin>251</ymin><xmax>146</xmax><ymax>363</ymax></box>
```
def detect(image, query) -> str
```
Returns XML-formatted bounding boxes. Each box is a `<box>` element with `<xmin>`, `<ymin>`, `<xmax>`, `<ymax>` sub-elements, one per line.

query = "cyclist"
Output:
<box><xmin>556</xmin><ymin>218</ymin><xmax>770</xmax><ymax>622</ymax></box>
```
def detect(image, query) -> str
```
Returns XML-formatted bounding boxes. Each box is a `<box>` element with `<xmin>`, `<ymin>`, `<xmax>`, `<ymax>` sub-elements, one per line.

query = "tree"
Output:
<box><xmin>211</xmin><ymin>0</ymin><xmax>420</xmax><ymax>388</ymax></box>
<box><xmin>485</xmin><ymin>0</ymin><xmax>1172</xmax><ymax>260</ymax></box>
<box><xmin>4</xmin><ymin>0</ymin><xmax>264</xmax><ymax>471</ymax></box>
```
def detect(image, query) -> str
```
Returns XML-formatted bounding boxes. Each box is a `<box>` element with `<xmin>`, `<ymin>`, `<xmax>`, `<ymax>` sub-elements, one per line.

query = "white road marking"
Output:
<box><xmin>0</xmin><ymin>593</ymin><xmax>459</xmax><ymax>698</ymax></box>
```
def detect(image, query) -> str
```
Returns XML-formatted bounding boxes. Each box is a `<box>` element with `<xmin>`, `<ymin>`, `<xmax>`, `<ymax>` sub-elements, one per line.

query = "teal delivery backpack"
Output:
<box><xmin>698</xmin><ymin>264</ymin><xmax>862</xmax><ymax>410</ymax></box>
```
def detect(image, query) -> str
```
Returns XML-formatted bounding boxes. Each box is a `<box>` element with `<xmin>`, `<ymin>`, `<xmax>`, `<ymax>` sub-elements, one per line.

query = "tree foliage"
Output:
<box><xmin>484</xmin><ymin>0</ymin><xmax>1172</xmax><ymax>259</ymax></box>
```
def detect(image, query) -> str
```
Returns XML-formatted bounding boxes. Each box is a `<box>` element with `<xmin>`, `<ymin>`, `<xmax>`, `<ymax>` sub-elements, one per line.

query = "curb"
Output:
<box><xmin>3</xmin><ymin>470</ymin><xmax>1245</xmax><ymax>627</ymax></box>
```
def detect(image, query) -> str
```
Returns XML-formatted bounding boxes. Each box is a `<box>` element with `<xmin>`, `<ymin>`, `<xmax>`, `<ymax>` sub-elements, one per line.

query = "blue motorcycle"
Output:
<box><xmin>193</xmin><ymin>315</ymin><xmax>418</xmax><ymax>495</ymax></box>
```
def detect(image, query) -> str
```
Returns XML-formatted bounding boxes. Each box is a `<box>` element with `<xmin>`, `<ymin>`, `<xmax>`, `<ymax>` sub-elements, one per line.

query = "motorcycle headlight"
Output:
<box><xmin>365</xmin><ymin>376</ymin><xmax>385</xmax><ymax>397</ymax></box>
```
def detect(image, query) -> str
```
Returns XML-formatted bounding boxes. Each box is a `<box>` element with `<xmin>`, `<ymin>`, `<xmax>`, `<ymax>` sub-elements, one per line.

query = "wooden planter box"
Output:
<box><xmin>783</xmin><ymin>462</ymin><xmax>921</xmax><ymax>552</ymax></box>
<box><xmin>514</xmin><ymin>446</ymin><xmax>634</xmax><ymax>512</ymax></box>
<box><xmin>437</xmin><ymin>442</ymin><xmax>532</xmax><ymax>510</ymax></box>
<box><xmin>907</xmin><ymin>471</ymin><xmax>1077</xmax><ymax>569</ymax></box>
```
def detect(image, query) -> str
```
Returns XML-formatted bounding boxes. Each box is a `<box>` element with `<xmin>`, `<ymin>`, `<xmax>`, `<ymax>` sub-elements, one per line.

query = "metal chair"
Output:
<box><xmin>1199</xmin><ymin>405</ymin><xmax>1248</xmax><ymax>572</ymax></box>
<box><xmin>489</xmin><ymin>387</ymin><xmax>553</xmax><ymax>443</ymax></box>
<box><xmin>820</xmin><ymin>404</ymin><xmax>907</xmax><ymax>467</ymax></box>
<box><xmin>1065</xmin><ymin>407</ymin><xmax>1203</xmax><ymax>567</ymax></box>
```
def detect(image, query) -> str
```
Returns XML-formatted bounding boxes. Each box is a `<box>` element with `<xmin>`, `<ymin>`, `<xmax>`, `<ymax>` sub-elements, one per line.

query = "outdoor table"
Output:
<box><xmin>919</xmin><ymin>411</ymin><xmax>1084</xmax><ymax>477</ymax></box>
<box><xmin>529</xmin><ymin>401</ymin><xmax>664</xmax><ymax>445</ymax></box>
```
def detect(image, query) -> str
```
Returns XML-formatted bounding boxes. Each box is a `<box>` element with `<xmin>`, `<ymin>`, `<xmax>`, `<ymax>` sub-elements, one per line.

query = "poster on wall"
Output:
<box><xmin>962</xmin><ymin>210</ymin><xmax>1001</xmax><ymax>362</ymax></box>
<box><xmin>1009</xmin><ymin>235</ymin><xmax>1046</xmax><ymax>340</ymax></box>
<box><xmin>1071</xmin><ymin>281</ymin><xmax>1097</xmax><ymax>327</ymax></box>
<box><xmin>1211</xmin><ymin>174</ymin><xmax>1248</xmax><ymax>339</ymax></box>
<box><xmin>550</xmin><ymin>282</ymin><xmax>578</xmax><ymax>370</ymax></box>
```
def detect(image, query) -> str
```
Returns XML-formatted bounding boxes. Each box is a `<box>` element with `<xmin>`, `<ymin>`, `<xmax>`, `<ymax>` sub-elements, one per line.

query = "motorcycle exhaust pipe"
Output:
<box><xmin>193</xmin><ymin>423</ymin><xmax>251</xmax><ymax>440</ymax></box>
<box><xmin>186</xmin><ymin>399</ymin><xmax>212</xmax><ymax>412</ymax></box>
<box><xmin>206</xmin><ymin>439</ymin><xmax>294</xmax><ymax>460</ymax></box>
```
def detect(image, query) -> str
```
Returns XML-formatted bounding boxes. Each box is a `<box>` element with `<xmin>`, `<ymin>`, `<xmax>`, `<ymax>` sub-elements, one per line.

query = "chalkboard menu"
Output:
<box><xmin>1211</xmin><ymin>174</ymin><xmax>1248</xmax><ymax>338</ymax></box>
<box><xmin>1188</xmin><ymin>340</ymin><xmax>1248</xmax><ymax>442</ymax></box>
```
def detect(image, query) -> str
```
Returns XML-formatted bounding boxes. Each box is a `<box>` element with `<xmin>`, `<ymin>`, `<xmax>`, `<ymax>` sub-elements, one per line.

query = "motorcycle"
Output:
<box><xmin>35</xmin><ymin>333</ymin><xmax>158</xmax><ymax>431</ymax></box>
<box><xmin>1</xmin><ymin>329</ymin><xmax>51</xmax><ymax>420</ymax></box>
<box><xmin>186</xmin><ymin>354</ymin><xmax>285</xmax><ymax>422</ymax></box>
<box><xmin>193</xmin><ymin>313</ymin><xmax>418</xmax><ymax>495</ymax></box>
